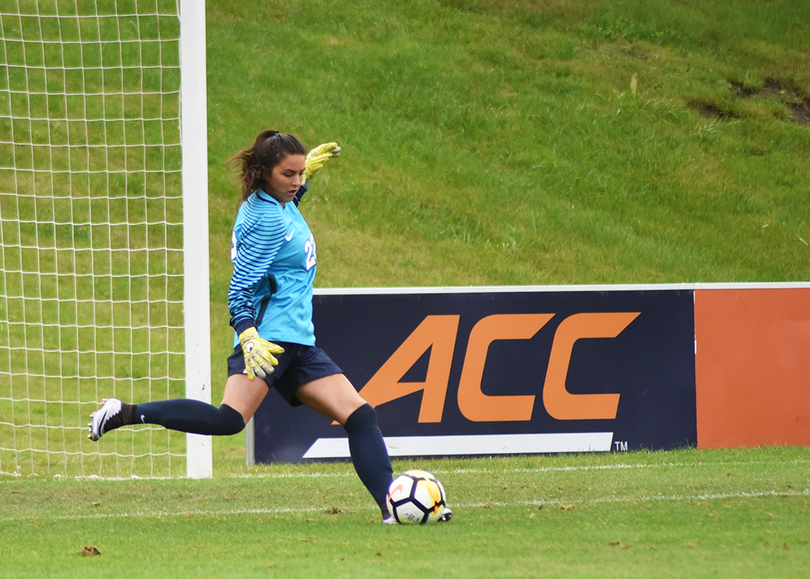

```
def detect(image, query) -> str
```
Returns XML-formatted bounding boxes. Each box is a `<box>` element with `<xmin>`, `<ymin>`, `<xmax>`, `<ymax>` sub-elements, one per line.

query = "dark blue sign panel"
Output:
<box><xmin>253</xmin><ymin>288</ymin><xmax>697</xmax><ymax>463</ymax></box>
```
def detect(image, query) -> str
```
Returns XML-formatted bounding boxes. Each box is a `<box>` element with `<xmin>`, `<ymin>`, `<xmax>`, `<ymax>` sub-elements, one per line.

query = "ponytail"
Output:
<box><xmin>232</xmin><ymin>130</ymin><xmax>306</xmax><ymax>200</ymax></box>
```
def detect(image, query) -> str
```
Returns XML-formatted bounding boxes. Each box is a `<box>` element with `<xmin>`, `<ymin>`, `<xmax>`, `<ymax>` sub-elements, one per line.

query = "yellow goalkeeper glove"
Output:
<box><xmin>303</xmin><ymin>142</ymin><xmax>341</xmax><ymax>183</ymax></box>
<box><xmin>238</xmin><ymin>327</ymin><xmax>284</xmax><ymax>380</ymax></box>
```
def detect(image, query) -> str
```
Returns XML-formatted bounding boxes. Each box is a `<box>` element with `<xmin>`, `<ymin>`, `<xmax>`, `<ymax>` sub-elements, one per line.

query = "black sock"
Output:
<box><xmin>344</xmin><ymin>404</ymin><xmax>393</xmax><ymax>510</ymax></box>
<box><xmin>132</xmin><ymin>400</ymin><xmax>245</xmax><ymax>436</ymax></box>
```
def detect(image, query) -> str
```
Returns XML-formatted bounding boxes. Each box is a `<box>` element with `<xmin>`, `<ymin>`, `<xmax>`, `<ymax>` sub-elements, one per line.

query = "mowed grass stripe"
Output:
<box><xmin>4</xmin><ymin>487</ymin><xmax>807</xmax><ymax>523</ymax></box>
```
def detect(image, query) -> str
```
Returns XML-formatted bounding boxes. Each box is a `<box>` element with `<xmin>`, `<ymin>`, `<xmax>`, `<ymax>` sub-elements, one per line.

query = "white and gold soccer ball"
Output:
<box><xmin>386</xmin><ymin>470</ymin><xmax>447</xmax><ymax>525</ymax></box>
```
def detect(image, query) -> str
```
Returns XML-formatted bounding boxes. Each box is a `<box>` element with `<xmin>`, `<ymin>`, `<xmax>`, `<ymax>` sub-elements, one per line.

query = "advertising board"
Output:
<box><xmin>252</xmin><ymin>287</ymin><xmax>697</xmax><ymax>463</ymax></box>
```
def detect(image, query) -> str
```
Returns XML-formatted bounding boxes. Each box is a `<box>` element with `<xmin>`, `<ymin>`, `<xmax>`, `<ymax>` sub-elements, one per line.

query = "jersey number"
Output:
<box><xmin>231</xmin><ymin>230</ymin><xmax>316</xmax><ymax>270</ymax></box>
<box><xmin>304</xmin><ymin>233</ymin><xmax>317</xmax><ymax>270</ymax></box>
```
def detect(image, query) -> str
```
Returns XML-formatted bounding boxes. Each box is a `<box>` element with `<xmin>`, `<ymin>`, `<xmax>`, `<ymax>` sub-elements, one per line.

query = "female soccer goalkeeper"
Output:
<box><xmin>88</xmin><ymin>130</ymin><xmax>406</xmax><ymax>523</ymax></box>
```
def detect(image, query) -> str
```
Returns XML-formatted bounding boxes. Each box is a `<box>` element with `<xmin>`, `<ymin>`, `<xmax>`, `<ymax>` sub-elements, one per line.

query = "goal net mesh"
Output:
<box><xmin>0</xmin><ymin>0</ymin><xmax>187</xmax><ymax>478</ymax></box>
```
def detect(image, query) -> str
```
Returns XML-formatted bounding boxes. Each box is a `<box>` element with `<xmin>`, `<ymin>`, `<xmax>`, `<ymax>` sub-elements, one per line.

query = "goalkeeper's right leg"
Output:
<box><xmin>88</xmin><ymin>398</ymin><xmax>246</xmax><ymax>440</ymax></box>
<box><xmin>88</xmin><ymin>398</ymin><xmax>133</xmax><ymax>441</ymax></box>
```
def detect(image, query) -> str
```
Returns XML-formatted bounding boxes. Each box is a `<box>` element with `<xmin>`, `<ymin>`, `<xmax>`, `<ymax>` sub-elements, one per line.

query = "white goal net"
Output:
<box><xmin>0</xmin><ymin>0</ymin><xmax>210</xmax><ymax>479</ymax></box>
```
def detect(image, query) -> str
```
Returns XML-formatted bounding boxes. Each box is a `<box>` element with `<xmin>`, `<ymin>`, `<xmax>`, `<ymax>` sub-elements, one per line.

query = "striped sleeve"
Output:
<box><xmin>228</xmin><ymin>199</ymin><xmax>285</xmax><ymax>334</ymax></box>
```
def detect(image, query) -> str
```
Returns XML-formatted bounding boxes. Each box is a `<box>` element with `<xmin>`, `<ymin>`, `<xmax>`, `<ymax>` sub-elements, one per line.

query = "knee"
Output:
<box><xmin>218</xmin><ymin>404</ymin><xmax>246</xmax><ymax>435</ymax></box>
<box><xmin>344</xmin><ymin>403</ymin><xmax>378</xmax><ymax>433</ymax></box>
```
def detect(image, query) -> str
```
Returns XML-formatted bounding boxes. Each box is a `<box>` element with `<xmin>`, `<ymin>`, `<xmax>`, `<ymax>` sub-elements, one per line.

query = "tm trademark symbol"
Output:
<box><xmin>614</xmin><ymin>441</ymin><xmax>628</xmax><ymax>452</ymax></box>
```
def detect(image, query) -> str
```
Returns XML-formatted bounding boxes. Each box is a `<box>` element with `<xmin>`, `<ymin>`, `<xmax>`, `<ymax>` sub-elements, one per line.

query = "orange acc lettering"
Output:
<box><xmin>356</xmin><ymin>312</ymin><xmax>640</xmax><ymax>423</ymax></box>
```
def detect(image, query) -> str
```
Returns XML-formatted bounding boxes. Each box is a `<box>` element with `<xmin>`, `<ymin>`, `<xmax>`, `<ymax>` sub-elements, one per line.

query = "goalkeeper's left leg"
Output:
<box><xmin>294</xmin><ymin>374</ymin><xmax>394</xmax><ymax>519</ymax></box>
<box><xmin>344</xmin><ymin>403</ymin><xmax>394</xmax><ymax>513</ymax></box>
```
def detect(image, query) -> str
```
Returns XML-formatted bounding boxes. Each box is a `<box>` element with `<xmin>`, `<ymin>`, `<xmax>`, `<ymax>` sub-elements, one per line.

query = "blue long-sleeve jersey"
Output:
<box><xmin>228</xmin><ymin>185</ymin><xmax>316</xmax><ymax>346</ymax></box>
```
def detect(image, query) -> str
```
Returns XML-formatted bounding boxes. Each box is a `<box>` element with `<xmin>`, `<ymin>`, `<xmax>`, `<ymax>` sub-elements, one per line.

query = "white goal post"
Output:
<box><xmin>179</xmin><ymin>0</ymin><xmax>211</xmax><ymax>479</ymax></box>
<box><xmin>0</xmin><ymin>0</ymin><xmax>211</xmax><ymax>479</ymax></box>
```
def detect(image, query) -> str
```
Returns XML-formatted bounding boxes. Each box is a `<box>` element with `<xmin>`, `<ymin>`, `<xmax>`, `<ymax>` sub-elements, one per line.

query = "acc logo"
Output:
<box><xmin>357</xmin><ymin>313</ymin><xmax>640</xmax><ymax>423</ymax></box>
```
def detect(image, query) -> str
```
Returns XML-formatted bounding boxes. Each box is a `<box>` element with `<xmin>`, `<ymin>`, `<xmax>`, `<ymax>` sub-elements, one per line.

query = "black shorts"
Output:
<box><xmin>227</xmin><ymin>342</ymin><xmax>343</xmax><ymax>407</ymax></box>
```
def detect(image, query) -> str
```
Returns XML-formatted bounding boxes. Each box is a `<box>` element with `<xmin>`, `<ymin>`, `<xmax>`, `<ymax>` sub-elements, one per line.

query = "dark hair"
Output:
<box><xmin>233</xmin><ymin>130</ymin><xmax>306</xmax><ymax>200</ymax></box>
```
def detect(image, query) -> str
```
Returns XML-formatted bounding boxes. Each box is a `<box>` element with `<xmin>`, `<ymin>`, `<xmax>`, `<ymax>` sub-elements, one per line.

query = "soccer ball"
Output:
<box><xmin>386</xmin><ymin>470</ymin><xmax>447</xmax><ymax>525</ymax></box>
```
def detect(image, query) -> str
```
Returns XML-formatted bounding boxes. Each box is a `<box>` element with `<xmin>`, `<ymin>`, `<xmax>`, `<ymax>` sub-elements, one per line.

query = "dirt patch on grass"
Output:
<box><xmin>787</xmin><ymin>100</ymin><xmax>810</xmax><ymax>124</ymax></box>
<box><xmin>726</xmin><ymin>77</ymin><xmax>810</xmax><ymax>124</ymax></box>
<box><xmin>688</xmin><ymin>77</ymin><xmax>809</xmax><ymax>124</ymax></box>
<box><xmin>728</xmin><ymin>80</ymin><xmax>758</xmax><ymax>99</ymax></box>
<box><xmin>688</xmin><ymin>99</ymin><xmax>737</xmax><ymax>120</ymax></box>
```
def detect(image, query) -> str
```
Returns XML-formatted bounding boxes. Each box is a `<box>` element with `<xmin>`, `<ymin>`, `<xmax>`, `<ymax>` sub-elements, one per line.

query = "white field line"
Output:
<box><xmin>6</xmin><ymin>458</ymin><xmax>801</xmax><ymax>482</ymax></box>
<box><xmin>3</xmin><ymin>488</ymin><xmax>808</xmax><ymax>524</ymax></box>
<box><xmin>232</xmin><ymin>459</ymin><xmax>809</xmax><ymax>479</ymax></box>
<box><xmin>471</xmin><ymin>488</ymin><xmax>810</xmax><ymax>509</ymax></box>
<box><xmin>229</xmin><ymin>462</ymin><xmax>660</xmax><ymax>479</ymax></box>
<box><xmin>3</xmin><ymin>460</ymin><xmax>807</xmax><ymax>522</ymax></box>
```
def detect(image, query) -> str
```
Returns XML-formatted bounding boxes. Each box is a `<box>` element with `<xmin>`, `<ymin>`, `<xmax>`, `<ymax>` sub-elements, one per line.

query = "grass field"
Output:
<box><xmin>2</xmin><ymin>448</ymin><xmax>809</xmax><ymax>578</ymax></box>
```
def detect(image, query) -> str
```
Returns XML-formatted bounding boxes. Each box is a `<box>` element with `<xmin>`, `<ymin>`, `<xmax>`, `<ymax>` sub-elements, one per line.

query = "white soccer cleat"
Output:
<box><xmin>382</xmin><ymin>508</ymin><xmax>397</xmax><ymax>525</ymax></box>
<box><xmin>383</xmin><ymin>507</ymin><xmax>452</xmax><ymax>524</ymax></box>
<box><xmin>88</xmin><ymin>398</ymin><xmax>124</xmax><ymax>441</ymax></box>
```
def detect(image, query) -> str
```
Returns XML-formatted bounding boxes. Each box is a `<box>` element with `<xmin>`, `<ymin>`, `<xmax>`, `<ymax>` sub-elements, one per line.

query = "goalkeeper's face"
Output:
<box><xmin>264</xmin><ymin>154</ymin><xmax>306</xmax><ymax>205</ymax></box>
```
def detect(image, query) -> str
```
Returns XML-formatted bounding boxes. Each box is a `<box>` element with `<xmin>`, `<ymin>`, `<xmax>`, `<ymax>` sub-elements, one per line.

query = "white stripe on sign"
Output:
<box><xmin>302</xmin><ymin>432</ymin><xmax>614</xmax><ymax>459</ymax></box>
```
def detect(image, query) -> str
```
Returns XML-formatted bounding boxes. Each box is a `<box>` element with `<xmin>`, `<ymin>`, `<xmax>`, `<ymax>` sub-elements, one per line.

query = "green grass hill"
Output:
<box><xmin>202</xmin><ymin>0</ymin><xmax>809</xmax><ymax>464</ymax></box>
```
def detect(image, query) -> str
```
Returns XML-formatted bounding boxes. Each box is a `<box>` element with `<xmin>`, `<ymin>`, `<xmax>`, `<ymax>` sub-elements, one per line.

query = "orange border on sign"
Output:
<box><xmin>694</xmin><ymin>288</ymin><xmax>810</xmax><ymax>448</ymax></box>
